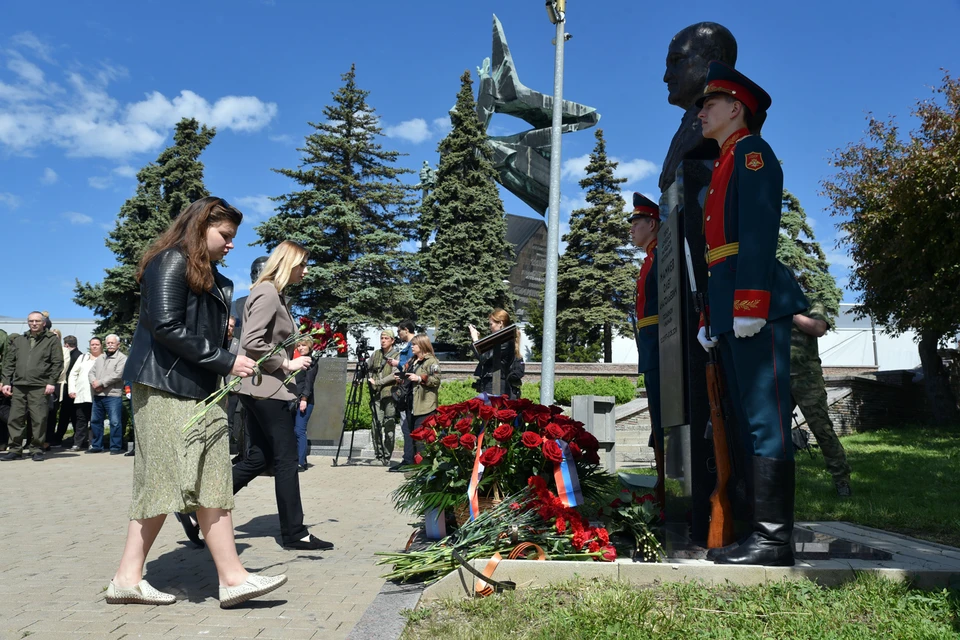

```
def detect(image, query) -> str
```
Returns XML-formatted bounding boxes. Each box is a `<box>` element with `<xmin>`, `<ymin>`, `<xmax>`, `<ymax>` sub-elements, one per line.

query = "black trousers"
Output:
<box><xmin>73</xmin><ymin>402</ymin><xmax>91</xmax><ymax>448</ymax></box>
<box><xmin>48</xmin><ymin>393</ymin><xmax>75</xmax><ymax>445</ymax></box>
<box><xmin>233</xmin><ymin>396</ymin><xmax>308</xmax><ymax>545</ymax></box>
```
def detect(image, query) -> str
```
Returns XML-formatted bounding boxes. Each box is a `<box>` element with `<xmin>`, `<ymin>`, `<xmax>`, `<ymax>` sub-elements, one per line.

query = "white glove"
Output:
<box><xmin>733</xmin><ymin>316</ymin><xmax>766</xmax><ymax>338</ymax></box>
<box><xmin>697</xmin><ymin>326</ymin><xmax>718</xmax><ymax>351</ymax></box>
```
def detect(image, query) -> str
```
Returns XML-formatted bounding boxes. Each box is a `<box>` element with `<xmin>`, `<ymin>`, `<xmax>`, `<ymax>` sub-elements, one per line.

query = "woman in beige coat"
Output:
<box><xmin>232</xmin><ymin>241</ymin><xmax>333</xmax><ymax>551</ymax></box>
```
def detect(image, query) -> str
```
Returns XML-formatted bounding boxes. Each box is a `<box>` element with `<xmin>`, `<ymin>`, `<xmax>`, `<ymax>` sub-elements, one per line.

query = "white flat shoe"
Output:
<box><xmin>105</xmin><ymin>579</ymin><xmax>176</xmax><ymax>605</ymax></box>
<box><xmin>219</xmin><ymin>574</ymin><xmax>287</xmax><ymax>609</ymax></box>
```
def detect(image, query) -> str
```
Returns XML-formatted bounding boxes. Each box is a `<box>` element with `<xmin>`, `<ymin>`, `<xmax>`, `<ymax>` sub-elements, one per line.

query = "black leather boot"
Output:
<box><xmin>714</xmin><ymin>456</ymin><xmax>795</xmax><ymax>566</ymax></box>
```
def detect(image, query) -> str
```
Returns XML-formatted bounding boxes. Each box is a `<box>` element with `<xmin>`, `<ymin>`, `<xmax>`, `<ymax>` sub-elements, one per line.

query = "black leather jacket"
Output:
<box><xmin>123</xmin><ymin>248</ymin><xmax>236</xmax><ymax>400</ymax></box>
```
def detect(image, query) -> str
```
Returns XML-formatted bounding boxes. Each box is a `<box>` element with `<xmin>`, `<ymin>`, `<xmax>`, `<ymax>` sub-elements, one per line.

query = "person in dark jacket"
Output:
<box><xmin>292</xmin><ymin>337</ymin><xmax>318</xmax><ymax>472</ymax></box>
<box><xmin>1</xmin><ymin>312</ymin><xmax>64</xmax><ymax>461</ymax></box>
<box><xmin>468</xmin><ymin>308</ymin><xmax>522</xmax><ymax>399</ymax></box>
<box><xmin>109</xmin><ymin>196</ymin><xmax>286</xmax><ymax>608</ymax></box>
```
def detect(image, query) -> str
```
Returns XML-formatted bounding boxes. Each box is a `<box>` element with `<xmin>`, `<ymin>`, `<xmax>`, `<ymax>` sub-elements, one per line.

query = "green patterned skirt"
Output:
<box><xmin>129</xmin><ymin>383</ymin><xmax>234</xmax><ymax>520</ymax></box>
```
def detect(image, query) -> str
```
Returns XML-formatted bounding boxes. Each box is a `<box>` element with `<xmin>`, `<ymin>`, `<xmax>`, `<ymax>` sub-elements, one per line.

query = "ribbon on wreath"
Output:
<box><xmin>466</xmin><ymin>428</ymin><xmax>486</xmax><ymax>521</ymax></box>
<box><xmin>553</xmin><ymin>439</ymin><xmax>583</xmax><ymax>507</ymax></box>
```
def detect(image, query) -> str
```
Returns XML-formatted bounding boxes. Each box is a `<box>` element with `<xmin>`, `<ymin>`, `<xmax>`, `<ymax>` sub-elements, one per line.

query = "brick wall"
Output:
<box><xmin>826</xmin><ymin>375</ymin><xmax>934</xmax><ymax>434</ymax></box>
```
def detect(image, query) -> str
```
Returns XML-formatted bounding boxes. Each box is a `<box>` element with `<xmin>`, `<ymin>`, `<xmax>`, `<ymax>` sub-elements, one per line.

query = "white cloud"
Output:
<box><xmin>235</xmin><ymin>195</ymin><xmax>275</xmax><ymax>220</ymax></box>
<box><xmin>0</xmin><ymin>38</ymin><xmax>278</xmax><ymax>159</ymax></box>
<box><xmin>384</xmin><ymin>118</ymin><xmax>432</xmax><ymax>144</ymax></box>
<box><xmin>112</xmin><ymin>165</ymin><xmax>136</xmax><ymax>178</ymax></box>
<box><xmin>826</xmin><ymin>251</ymin><xmax>855</xmax><ymax>269</ymax></box>
<box><xmin>88</xmin><ymin>176</ymin><xmax>112</xmax><ymax>189</ymax></box>
<box><xmin>432</xmin><ymin>116</ymin><xmax>452</xmax><ymax>135</ymax></box>
<box><xmin>613</xmin><ymin>158</ymin><xmax>659</xmax><ymax>184</ymax></box>
<box><xmin>126</xmin><ymin>90</ymin><xmax>277</xmax><ymax>133</ymax></box>
<box><xmin>63</xmin><ymin>211</ymin><xmax>92</xmax><ymax>225</ymax></box>
<box><xmin>560</xmin><ymin>193</ymin><xmax>587</xmax><ymax>216</ymax></box>
<box><xmin>268</xmin><ymin>133</ymin><xmax>295</xmax><ymax>145</ymax></box>
<box><xmin>10</xmin><ymin>32</ymin><xmax>55</xmax><ymax>63</ymax></box>
<box><xmin>0</xmin><ymin>192</ymin><xmax>20</xmax><ymax>208</ymax></box>
<box><xmin>41</xmin><ymin>167</ymin><xmax>58</xmax><ymax>184</ymax></box>
<box><xmin>561</xmin><ymin>154</ymin><xmax>590</xmax><ymax>181</ymax></box>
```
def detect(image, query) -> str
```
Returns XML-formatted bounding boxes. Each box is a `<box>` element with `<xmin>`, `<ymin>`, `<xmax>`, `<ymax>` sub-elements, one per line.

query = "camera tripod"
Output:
<box><xmin>333</xmin><ymin>339</ymin><xmax>391</xmax><ymax>466</ymax></box>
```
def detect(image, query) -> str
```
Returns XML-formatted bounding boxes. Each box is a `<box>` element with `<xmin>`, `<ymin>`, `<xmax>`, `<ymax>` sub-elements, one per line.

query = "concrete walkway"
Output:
<box><xmin>0</xmin><ymin>449</ymin><xmax>411</xmax><ymax>639</ymax></box>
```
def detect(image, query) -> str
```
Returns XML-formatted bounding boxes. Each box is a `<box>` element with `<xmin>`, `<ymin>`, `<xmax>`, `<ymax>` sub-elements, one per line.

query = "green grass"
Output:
<box><xmin>402</xmin><ymin>575</ymin><xmax>960</xmax><ymax>639</ymax></box>
<box><xmin>795</xmin><ymin>424</ymin><xmax>960</xmax><ymax>547</ymax></box>
<box><xmin>621</xmin><ymin>424</ymin><xmax>960</xmax><ymax>548</ymax></box>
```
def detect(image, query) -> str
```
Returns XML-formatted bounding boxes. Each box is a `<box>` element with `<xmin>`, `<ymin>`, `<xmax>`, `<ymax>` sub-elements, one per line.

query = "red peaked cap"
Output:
<box><xmin>627</xmin><ymin>192</ymin><xmax>660</xmax><ymax>223</ymax></box>
<box><xmin>695</xmin><ymin>60</ymin><xmax>771</xmax><ymax>115</ymax></box>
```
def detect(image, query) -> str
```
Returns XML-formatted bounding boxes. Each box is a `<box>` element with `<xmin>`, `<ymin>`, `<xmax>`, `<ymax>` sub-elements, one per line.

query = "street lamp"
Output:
<box><xmin>539</xmin><ymin>0</ymin><xmax>567</xmax><ymax>406</ymax></box>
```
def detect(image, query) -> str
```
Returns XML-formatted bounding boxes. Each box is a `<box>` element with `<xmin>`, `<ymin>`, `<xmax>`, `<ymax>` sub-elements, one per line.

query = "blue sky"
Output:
<box><xmin>2</xmin><ymin>0</ymin><xmax>959</xmax><ymax>321</ymax></box>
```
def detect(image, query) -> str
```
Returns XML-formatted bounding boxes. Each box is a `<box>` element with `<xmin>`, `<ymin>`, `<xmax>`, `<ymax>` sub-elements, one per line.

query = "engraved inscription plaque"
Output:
<box><xmin>307</xmin><ymin>358</ymin><xmax>348</xmax><ymax>443</ymax></box>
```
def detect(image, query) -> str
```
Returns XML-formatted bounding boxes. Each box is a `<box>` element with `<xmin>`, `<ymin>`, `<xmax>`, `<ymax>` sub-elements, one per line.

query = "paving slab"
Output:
<box><xmin>0</xmin><ymin>449</ymin><xmax>411</xmax><ymax>639</ymax></box>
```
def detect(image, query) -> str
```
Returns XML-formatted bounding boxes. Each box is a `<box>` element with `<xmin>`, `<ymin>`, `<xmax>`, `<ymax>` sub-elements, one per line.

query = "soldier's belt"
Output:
<box><xmin>707</xmin><ymin>242</ymin><xmax>739</xmax><ymax>264</ymax></box>
<box><xmin>637</xmin><ymin>315</ymin><xmax>659</xmax><ymax>329</ymax></box>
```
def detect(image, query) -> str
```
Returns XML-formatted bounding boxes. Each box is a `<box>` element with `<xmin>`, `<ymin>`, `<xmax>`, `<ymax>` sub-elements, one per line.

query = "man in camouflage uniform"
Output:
<box><xmin>791</xmin><ymin>302</ymin><xmax>852</xmax><ymax>496</ymax></box>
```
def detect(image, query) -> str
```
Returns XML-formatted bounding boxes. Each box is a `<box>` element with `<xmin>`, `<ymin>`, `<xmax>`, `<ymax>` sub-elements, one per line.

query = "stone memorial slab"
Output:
<box><xmin>308</xmin><ymin>357</ymin><xmax>348</xmax><ymax>443</ymax></box>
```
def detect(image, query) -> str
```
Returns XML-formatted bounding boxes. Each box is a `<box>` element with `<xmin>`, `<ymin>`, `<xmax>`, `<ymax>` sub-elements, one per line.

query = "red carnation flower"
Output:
<box><xmin>520</xmin><ymin>431</ymin><xmax>542</xmax><ymax>448</ymax></box>
<box><xmin>555</xmin><ymin>515</ymin><xmax>567</xmax><ymax>534</ymax></box>
<box><xmin>459</xmin><ymin>433</ymin><xmax>477</xmax><ymax>451</ymax></box>
<box><xmin>639</xmin><ymin>493</ymin><xmax>655</xmax><ymax>505</ymax></box>
<box><xmin>542</xmin><ymin>439</ymin><xmax>563</xmax><ymax>464</ymax></box>
<box><xmin>587</xmin><ymin>540</ymin><xmax>601</xmax><ymax>554</ymax></box>
<box><xmin>528</xmin><ymin>475</ymin><xmax>548</xmax><ymax>492</ymax></box>
<box><xmin>492</xmin><ymin>424</ymin><xmax>514</xmax><ymax>442</ymax></box>
<box><xmin>544</xmin><ymin>423</ymin><xmax>566</xmax><ymax>440</ymax></box>
<box><xmin>479</xmin><ymin>446</ymin><xmax>507</xmax><ymax>467</ymax></box>
<box><xmin>572</xmin><ymin>530</ymin><xmax>589</xmax><ymax>550</ymax></box>
<box><xmin>441</xmin><ymin>434</ymin><xmax>459</xmax><ymax>450</ymax></box>
<box><xmin>477</xmin><ymin>405</ymin><xmax>497</xmax><ymax>422</ymax></box>
<box><xmin>596</xmin><ymin>527</ymin><xmax>610</xmax><ymax>545</ymax></box>
<box><xmin>510</xmin><ymin>501</ymin><xmax>521</xmax><ymax>510</ymax></box>
<box><xmin>495</xmin><ymin>409</ymin><xmax>517</xmax><ymax>422</ymax></box>
<box><xmin>454</xmin><ymin>417</ymin><xmax>473</xmax><ymax>434</ymax></box>
<box><xmin>414</xmin><ymin>453</ymin><xmax>423</xmax><ymax>464</ymax></box>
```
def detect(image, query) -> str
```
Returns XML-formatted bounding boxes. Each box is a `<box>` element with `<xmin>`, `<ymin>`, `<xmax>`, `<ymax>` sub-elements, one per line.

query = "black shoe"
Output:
<box><xmin>1</xmin><ymin>452</ymin><xmax>23</xmax><ymax>461</ymax></box>
<box><xmin>109</xmin><ymin>450</ymin><xmax>124</xmax><ymax>455</ymax></box>
<box><xmin>175</xmin><ymin>512</ymin><xmax>206</xmax><ymax>549</ymax></box>
<box><xmin>283</xmin><ymin>534</ymin><xmax>334</xmax><ymax>551</ymax></box>
<box><xmin>32</xmin><ymin>452</ymin><xmax>44</xmax><ymax>462</ymax></box>
<box><xmin>388</xmin><ymin>462</ymin><xmax>408</xmax><ymax>473</ymax></box>
<box><xmin>85</xmin><ymin>448</ymin><xmax>104</xmax><ymax>454</ymax></box>
<box><xmin>714</xmin><ymin>457</ymin><xmax>795</xmax><ymax>567</ymax></box>
<box><xmin>124</xmin><ymin>449</ymin><xmax>136</xmax><ymax>457</ymax></box>
<box><xmin>298</xmin><ymin>464</ymin><xmax>307</xmax><ymax>473</ymax></box>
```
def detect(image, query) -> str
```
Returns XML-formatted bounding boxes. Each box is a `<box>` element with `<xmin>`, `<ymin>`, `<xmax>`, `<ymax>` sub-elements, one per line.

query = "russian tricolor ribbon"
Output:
<box><xmin>466</xmin><ymin>428</ymin><xmax>486</xmax><ymax>521</ymax></box>
<box><xmin>553</xmin><ymin>439</ymin><xmax>583</xmax><ymax>507</ymax></box>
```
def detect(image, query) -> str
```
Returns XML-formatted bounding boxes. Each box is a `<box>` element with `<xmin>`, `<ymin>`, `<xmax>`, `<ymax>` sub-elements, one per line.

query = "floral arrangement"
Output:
<box><xmin>595</xmin><ymin>487</ymin><xmax>665</xmax><ymax>562</ymax></box>
<box><xmin>180</xmin><ymin>316</ymin><xmax>344</xmax><ymax>433</ymax></box>
<box><xmin>378</xmin><ymin>481</ymin><xmax>619</xmax><ymax>584</ymax></box>
<box><xmin>392</xmin><ymin>395</ymin><xmax>614</xmax><ymax>516</ymax></box>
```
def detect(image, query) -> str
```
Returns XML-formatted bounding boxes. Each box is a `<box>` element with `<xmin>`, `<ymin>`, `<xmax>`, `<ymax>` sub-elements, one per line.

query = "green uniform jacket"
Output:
<box><xmin>369</xmin><ymin>347</ymin><xmax>400</xmax><ymax>401</ymax></box>
<box><xmin>791</xmin><ymin>302</ymin><xmax>831</xmax><ymax>374</ymax></box>
<box><xmin>409</xmin><ymin>355</ymin><xmax>441</xmax><ymax>417</ymax></box>
<box><xmin>1</xmin><ymin>330</ymin><xmax>64</xmax><ymax>387</ymax></box>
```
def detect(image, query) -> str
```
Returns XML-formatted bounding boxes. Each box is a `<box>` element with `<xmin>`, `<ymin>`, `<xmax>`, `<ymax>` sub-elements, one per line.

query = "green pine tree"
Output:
<box><xmin>527</xmin><ymin>129</ymin><xmax>637</xmax><ymax>362</ymax></box>
<box><xmin>776</xmin><ymin>189</ymin><xmax>842</xmax><ymax>318</ymax></box>
<box><xmin>254</xmin><ymin>64</ymin><xmax>417</xmax><ymax>332</ymax></box>
<box><xmin>421</xmin><ymin>71</ymin><xmax>514</xmax><ymax>356</ymax></box>
<box><xmin>73</xmin><ymin>118</ymin><xmax>215</xmax><ymax>343</ymax></box>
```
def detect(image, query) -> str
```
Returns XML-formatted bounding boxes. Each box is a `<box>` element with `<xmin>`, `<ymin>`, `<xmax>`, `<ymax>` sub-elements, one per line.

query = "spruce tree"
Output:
<box><xmin>254</xmin><ymin>64</ymin><xmax>417</xmax><ymax>332</ymax></box>
<box><xmin>555</xmin><ymin>129</ymin><xmax>637</xmax><ymax>362</ymax></box>
<box><xmin>776</xmin><ymin>189</ymin><xmax>841</xmax><ymax>318</ymax></box>
<box><xmin>74</xmin><ymin>118</ymin><xmax>215</xmax><ymax>342</ymax></box>
<box><xmin>421</xmin><ymin>71</ymin><xmax>514</xmax><ymax>356</ymax></box>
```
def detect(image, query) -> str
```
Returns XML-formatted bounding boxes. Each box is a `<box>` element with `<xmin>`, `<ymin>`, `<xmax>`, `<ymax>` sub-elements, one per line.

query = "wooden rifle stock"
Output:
<box><xmin>705</xmin><ymin>349</ymin><xmax>734</xmax><ymax>548</ymax></box>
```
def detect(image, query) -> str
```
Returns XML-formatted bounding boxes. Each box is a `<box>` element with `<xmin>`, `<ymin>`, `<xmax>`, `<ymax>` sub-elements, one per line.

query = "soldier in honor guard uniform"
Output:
<box><xmin>628</xmin><ymin>193</ymin><xmax>665</xmax><ymax>506</ymax></box>
<box><xmin>695</xmin><ymin>61</ymin><xmax>808</xmax><ymax>566</ymax></box>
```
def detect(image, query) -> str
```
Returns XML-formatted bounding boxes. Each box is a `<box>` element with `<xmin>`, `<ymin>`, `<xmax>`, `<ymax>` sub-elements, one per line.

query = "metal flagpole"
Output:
<box><xmin>540</xmin><ymin>0</ymin><xmax>567</xmax><ymax>405</ymax></box>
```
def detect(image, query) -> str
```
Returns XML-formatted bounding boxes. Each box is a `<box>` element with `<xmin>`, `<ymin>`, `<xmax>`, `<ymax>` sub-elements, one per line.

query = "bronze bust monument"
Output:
<box><xmin>659</xmin><ymin>22</ymin><xmax>737</xmax><ymax>192</ymax></box>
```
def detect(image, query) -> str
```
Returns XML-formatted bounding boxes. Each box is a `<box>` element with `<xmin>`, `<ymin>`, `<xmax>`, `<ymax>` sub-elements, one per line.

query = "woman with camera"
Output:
<box><xmin>292</xmin><ymin>337</ymin><xmax>318</xmax><ymax>472</ymax></box>
<box><xmin>468</xmin><ymin>308</ymin><xmax>523</xmax><ymax>399</ymax></box>
<box><xmin>232</xmin><ymin>240</ymin><xmax>333</xmax><ymax>552</ymax></box>
<box><xmin>399</xmin><ymin>334</ymin><xmax>442</xmax><ymax>433</ymax></box>
<box><xmin>111</xmin><ymin>197</ymin><xmax>286</xmax><ymax>608</ymax></box>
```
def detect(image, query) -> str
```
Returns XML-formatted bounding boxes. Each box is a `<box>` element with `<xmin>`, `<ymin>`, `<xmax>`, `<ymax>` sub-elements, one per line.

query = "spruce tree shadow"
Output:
<box><xmin>143</xmin><ymin>542</ymin><xmax>252</xmax><ymax>603</ymax></box>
